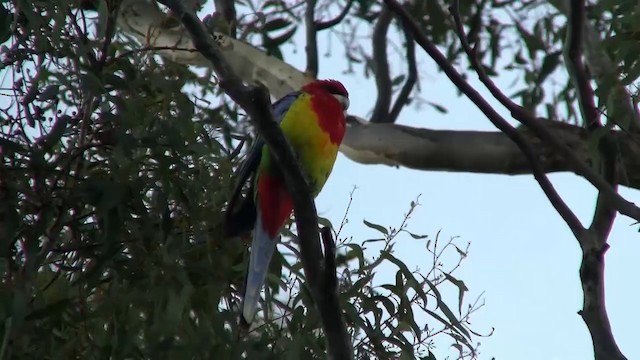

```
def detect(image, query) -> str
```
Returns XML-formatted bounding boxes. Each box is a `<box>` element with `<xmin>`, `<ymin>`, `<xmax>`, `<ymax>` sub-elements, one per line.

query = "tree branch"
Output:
<box><xmin>383</xmin><ymin>0</ymin><xmax>640</xmax><ymax>223</ymax></box>
<box><xmin>388</xmin><ymin>20</ymin><xmax>417</xmax><ymax>124</ymax></box>
<box><xmin>213</xmin><ymin>0</ymin><xmax>237</xmax><ymax>37</ymax></box>
<box><xmin>370</xmin><ymin>7</ymin><xmax>393</xmax><ymax>123</ymax></box>
<box><xmin>564</xmin><ymin>0</ymin><xmax>618</xmax><ymax>241</ymax></box>
<box><xmin>565</xmin><ymin>0</ymin><xmax>600</xmax><ymax>131</ymax></box>
<box><xmin>305</xmin><ymin>0</ymin><xmax>319</xmax><ymax>77</ymax></box>
<box><xmin>453</xmin><ymin>2</ymin><xmax>586</xmax><ymax>236</ymax></box>
<box><xmin>155</xmin><ymin>1</ymin><xmax>351</xmax><ymax>358</ymax></box>
<box><xmin>565</xmin><ymin>2</ymin><xmax>624</xmax><ymax>358</ymax></box>
<box><xmin>315</xmin><ymin>0</ymin><xmax>355</xmax><ymax>31</ymax></box>
<box><xmin>384</xmin><ymin>0</ymin><xmax>584</xmax><ymax>237</ymax></box>
<box><xmin>549</xmin><ymin>0</ymin><xmax>640</xmax><ymax>132</ymax></box>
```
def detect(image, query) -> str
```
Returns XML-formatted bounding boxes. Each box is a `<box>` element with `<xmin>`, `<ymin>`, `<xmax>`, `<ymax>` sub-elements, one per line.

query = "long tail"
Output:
<box><xmin>241</xmin><ymin>210</ymin><xmax>278</xmax><ymax>325</ymax></box>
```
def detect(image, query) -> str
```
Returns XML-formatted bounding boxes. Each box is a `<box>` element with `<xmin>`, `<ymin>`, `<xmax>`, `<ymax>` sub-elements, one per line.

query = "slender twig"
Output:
<box><xmin>383</xmin><ymin>0</ymin><xmax>640</xmax><ymax>223</ymax></box>
<box><xmin>388</xmin><ymin>20</ymin><xmax>416</xmax><ymax>123</ymax></box>
<box><xmin>315</xmin><ymin>0</ymin><xmax>355</xmax><ymax>31</ymax></box>
<box><xmin>370</xmin><ymin>8</ymin><xmax>393</xmax><ymax>123</ymax></box>
<box><xmin>305</xmin><ymin>0</ymin><xmax>319</xmax><ymax>77</ymax></box>
<box><xmin>155</xmin><ymin>1</ymin><xmax>352</xmax><ymax>358</ymax></box>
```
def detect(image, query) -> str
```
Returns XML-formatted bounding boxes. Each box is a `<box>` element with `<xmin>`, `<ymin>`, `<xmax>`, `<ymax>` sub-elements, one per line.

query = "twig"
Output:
<box><xmin>315</xmin><ymin>0</ymin><xmax>355</xmax><ymax>31</ymax></box>
<box><xmin>382</xmin><ymin>0</ymin><xmax>640</xmax><ymax>223</ymax></box>
<box><xmin>370</xmin><ymin>8</ymin><xmax>393</xmax><ymax>124</ymax></box>
<box><xmin>155</xmin><ymin>1</ymin><xmax>352</xmax><ymax>358</ymax></box>
<box><xmin>305</xmin><ymin>0</ymin><xmax>319</xmax><ymax>77</ymax></box>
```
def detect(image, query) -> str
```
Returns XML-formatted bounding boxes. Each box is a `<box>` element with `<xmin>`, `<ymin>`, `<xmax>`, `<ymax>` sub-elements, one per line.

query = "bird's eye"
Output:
<box><xmin>333</xmin><ymin>94</ymin><xmax>350</xmax><ymax>111</ymax></box>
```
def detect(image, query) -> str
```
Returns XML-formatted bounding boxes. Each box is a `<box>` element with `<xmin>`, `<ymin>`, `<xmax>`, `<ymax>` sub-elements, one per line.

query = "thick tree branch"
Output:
<box><xmin>370</xmin><ymin>7</ymin><xmax>393</xmax><ymax>124</ymax></box>
<box><xmin>565</xmin><ymin>1</ymin><xmax>624</xmax><ymax>358</ymax></box>
<box><xmin>384</xmin><ymin>0</ymin><xmax>640</xmax><ymax>222</ymax></box>
<box><xmin>385</xmin><ymin>0</ymin><xmax>583</xmax><ymax>236</ymax></box>
<box><xmin>305</xmin><ymin>0</ymin><xmax>319</xmax><ymax>77</ymax></box>
<box><xmin>565</xmin><ymin>0</ymin><xmax>618</xmax><ymax>241</ymax></box>
<box><xmin>315</xmin><ymin>0</ymin><xmax>355</xmax><ymax>31</ymax></box>
<box><xmin>155</xmin><ymin>1</ymin><xmax>351</xmax><ymax>358</ymax></box>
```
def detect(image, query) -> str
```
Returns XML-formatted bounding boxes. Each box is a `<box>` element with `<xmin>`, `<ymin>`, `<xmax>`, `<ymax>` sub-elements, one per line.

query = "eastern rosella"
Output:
<box><xmin>225</xmin><ymin>79</ymin><xmax>349</xmax><ymax>325</ymax></box>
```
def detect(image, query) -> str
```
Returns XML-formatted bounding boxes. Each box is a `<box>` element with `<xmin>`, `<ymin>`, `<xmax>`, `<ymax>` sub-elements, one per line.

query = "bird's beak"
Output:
<box><xmin>333</xmin><ymin>94</ymin><xmax>350</xmax><ymax>112</ymax></box>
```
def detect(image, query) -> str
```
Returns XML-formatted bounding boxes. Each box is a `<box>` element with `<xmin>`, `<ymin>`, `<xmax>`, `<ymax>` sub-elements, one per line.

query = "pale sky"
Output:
<box><xmin>276</xmin><ymin>16</ymin><xmax>640</xmax><ymax>360</ymax></box>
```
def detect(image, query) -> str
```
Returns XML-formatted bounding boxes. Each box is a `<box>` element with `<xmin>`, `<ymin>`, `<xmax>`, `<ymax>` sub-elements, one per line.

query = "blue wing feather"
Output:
<box><xmin>241</xmin><ymin>208</ymin><xmax>278</xmax><ymax>324</ymax></box>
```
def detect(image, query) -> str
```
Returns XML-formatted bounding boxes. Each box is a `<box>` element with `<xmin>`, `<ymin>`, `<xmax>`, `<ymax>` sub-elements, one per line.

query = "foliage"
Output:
<box><xmin>0</xmin><ymin>1</ymin><xmax>484</xmax><ymax>359</ymax></box>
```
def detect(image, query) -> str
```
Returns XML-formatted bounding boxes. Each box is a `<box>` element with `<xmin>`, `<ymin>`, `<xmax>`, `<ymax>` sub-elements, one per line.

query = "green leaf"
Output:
<box><xmin>263</xmin><ymin>18</ymin><xmax>292</xmax><ymax>32</ymax></box>
<box><xmin>537</xmin><ymin>50</ymin><xmax>562</xmax><ymax>84</ymax></box>
<box><xmin>0</xmin><ymin>6</ymin><xmax>10</xmax><ymax>43</ymax></box>
<box><xmin>423</xmin><ymin>278</ymin><xmax>471</xmax><ymax>342</ymax></box>
<box><xmin>515</xmin><ymin>23</ymin><xmax>545</xmax><ymax>57</ymax></box>
<box><xmin>427</xmin><ymin>101</ymin><xmax>448</xmax><ymax>114</ymax></box>
<box><xmin>391</xmin><ymin>75</ymin><xmax>406</xmax><ymax>87</ymax></box>
<box><xmin>381</xmin><ymin>252</ymin><xmax>428</xmax><ymax>304</ymax></box>
<box><xmin>443</xmin><ymin>272</ymin><xmax>469</xmax><ymax>315</ymax></box>
<box><xmin>407</xmin><ymin>231</ymin><xmax>428</xmax><ymax>240</ymax></box>
<box><xmin>363</xmin><ymin>219</ymin><xmax>388</xmax><ymax>235</ymax></box>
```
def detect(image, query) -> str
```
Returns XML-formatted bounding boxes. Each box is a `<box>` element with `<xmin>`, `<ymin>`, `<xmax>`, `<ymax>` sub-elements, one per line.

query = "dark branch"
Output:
<box><xmin>155</xmin><ymin>1</ymin><xmax>351</xmax><ymax>358</ymax></box>
<box><xmin>449</xmin><ymin>1</ymin><xmax>583</xmax><ymax>236</ymax></box>
<box><xmin>213</xmin><ymin>0</ymin><xmax>237</xmax><ymax>37</ymax></box>
<box><xmin>315</xmin><ymin>0</ymin><xmax>355</xmax><ymax>31</ymax></box>
<box><xmin>383</xmin><ymin>0</ymin><xmax>584</xmax><ymax>236</ymax></box>
<box><xmin>566</xmin><ymin>0</ymin><xmax>600</xmax><ymax>131</ymax></box>
<box><xmin>565</xmin><ymin>0</ymin><xmax>618</xmax><ymax>241</ymax></box>
<box><xmin>370</xmin><ymin>8</ymin><xmax>393</xmax><ymax>124</ymax></box>
<box><xmin>566</xmin><ymin>2</ymin><xmax>624</xmax><ymax>358</ymax></box>
<box><xmin>305</xmin><ymin>0</ymin><xmax>319</xmax><ymax>77</ymax></box>
<box><xmin>388</xmin><ymin>20</ymin><xmax>417</xmax><ymax>124</ymax></box>
<box><xmin>384</xmin><ymin>0</ymin><xmax>640</xmax><ymax>222</ymax></box>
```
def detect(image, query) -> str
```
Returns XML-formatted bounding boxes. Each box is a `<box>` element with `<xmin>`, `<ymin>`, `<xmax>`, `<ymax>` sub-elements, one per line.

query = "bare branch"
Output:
<box><xmin>388</xmin><ymin>21</ymin><xmax>417</xmax><ymax>124</ymax></box>
<box><xmin>589</xmin><ymin>139</ymin><xmax>618</xmax><ymax>240</ymax></box>
<box><xmin>213</xmin><ymin>0</ymin><xmax>237</xmax><ymax>37</ymax></box>
<box><xmin>578</xmin><ymin>237</ymin><xmax>626</xmax><ymax>360</ymax></box>
<box><xmin>564</xmin><ymin>2</ymin><xmax>624</xmax><ymax>358</ymax></box>
<box><xmin>155</xmin><ymin>1</ymin><xmax>352</xmax><ymax>358</ymax></box>
<box><xmin>370</xmin><ymin>8</ymin><xmax>393</xmax><ymax>124</ymax></box>
<box><xmin>384</xmin><ymin>0</ymin><xmax>584</xmax><ymax>237</ymax></box>
<box><xmin>549</xmin><ymin>0</ymin><xmax>640</xmax><ymax>132</ymax></box>
<box><xmin>565</xmin><ymin>0</ymin><xmax>600</xmax><ymax>130</ymax></box>
<box><xmin>315</xmin><ymin>0</ymin><xmax>355</xmax><ymax>31</ymax></box>
<box><xmin>385</xmin><ymin>0</ymin><xmax>640</xmax><ymax>222</ymax></box>
<box><xmin>305</xmin><ymin>0</ymin><xmax>319</xmax><ymax>77</ymax></box>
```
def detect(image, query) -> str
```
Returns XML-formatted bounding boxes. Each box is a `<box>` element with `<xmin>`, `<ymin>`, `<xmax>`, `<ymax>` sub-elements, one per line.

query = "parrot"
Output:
<box><xmin>224</xmin><ymin>79</ymin><xmax>350</xmax><ymax>326</ymax></box>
